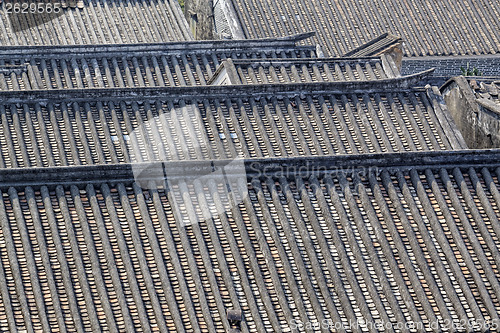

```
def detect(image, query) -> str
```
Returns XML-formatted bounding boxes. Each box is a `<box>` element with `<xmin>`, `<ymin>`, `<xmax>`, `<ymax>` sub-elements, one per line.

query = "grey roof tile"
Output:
<box><xmin>0</xmin><ymin>150</ymin><xmax>499</xmax><ymax>332</ymax></box>
<box><xmin>0</xmin><ymin>34</ymin><xmax>316</xmax><ymax>90</ymax></box>
<box><xmin>227</xmin><ymin>0</ymin><xmax>500</xmax><ymax>57</ymax></box>
<box><xmin>208</xmin><ymin>55</ymin><xmax>403</xmax><ymax>85</ymax></box>
<box><xmin>0</xmin><ymin>0</ymin><xmax>192</xmax><ymax>45</ymax></box>
<box><xmin>0</xmin><ymin>83</ymin><xmax>465</xmax><ymax>168</ymax></box>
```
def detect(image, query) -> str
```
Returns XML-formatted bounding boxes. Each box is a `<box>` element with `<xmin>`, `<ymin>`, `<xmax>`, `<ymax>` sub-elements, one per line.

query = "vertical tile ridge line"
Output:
<box><xmin>69</xmin><ymin>185</ymin><xmax>120</xmax><ymax>332</ymax></box>
<box><xmin>363</xmin><ymin>171</ymin><xmax>426</xmax><ymax>324</ymax></box>
<box><xmin>46</xmin><ymin>103</ymin><xmax>69</xmax><ymax>166</ymax></box>
<box><xmin>326</xmin><ymin>95</ymin><xmax>359</xmax><ymax>154</ymax></box>
<box><xmin>351</xmin><ymin>93</ymin><xmax>384</xmax><ymax>152</ymax></box>
<box><xmin>55</xmin><ymin>185</ymin><xmax>102</xmax><ymax>332</ymax></box>
<box><xmin>393</xmin><ymin>171</ymin><xmax>476</xmax><ymax>320</ymax></box>
<box><xmin>440</xmin><ymin>168</ymin><xmax>500</xmax><ymax>311</ymax></box>
<box><xmin>8</xmin><ymin>187</ymin><xmax>52</xmax><ymax>332</ymax></box>
<box><xmin>370</xmin><ymin>93</ymin><xmax>405</xmax><ymax>152</ymax></box>
<box><xmin>96</xmin><ymin>102</ymin><xmax>119</xmax><ymax>164</ymax></box>
<box><xmin>151</xmin><ymin>183</ymin><xmax>201</xmax><ymax>332</ymax></box>
<box><xmin>251</xmin><ymin>178</ymin><xmax>329</xmax><ymax>327</ymax></box>
<box><xmin>148</xmin><ymin>186</ymin><xmax>195</xmax><ymax>332</ymax></box>
<box><xmin>379</xmin><ymin>170</ymin><xmax>459</xmax><ymax>321</ymax></box>
<box><xmin>191</xmin><ymin>179</ymin><xmax>249</xmax><ymax>331</ymax></box>
<box><xmin>305</xmin><ymin>95</ymin><xmax>336</xmax><ymax>155</ymax></box>
<box><xmin>454</xmin><ymin>167</ymin><xmax>500</xmax><ymax>274</ymax></box>
<box><xmin>163</xmin><ymin>179</ymin><xmax>219</xmax><ymax>332</ymax></box>
<box><xmin>85</xmin><ymin>183</ymin><xmax>137</xmax><ymax>332</ymax></box>
<box><xmin>407</xmin><ymin>168</ymin><xmax>487</xmax><ymax>321</ymax></box>
<box><xmin>314</xmin><ymin>175</ymin><xmax>379</xmax><ymax>331</ymax></box>
<box><xmin>99</xmin><ymin>183</ymin><xmax>157</xmax><ymax>332</ymax></box>
<box><xmin>0</xmin><ymin>188</ymin><xmax>35</xmax><ymax>333</ymax></box>
<box><xmin>25</xmin><ymin>186</ymin><xmax>69</xmax><ymax>332</ymax></box>
<box><xmin>376</xmin><ymin>170</ymin><xmax>443</xmax><ymax>327</ymax></box>
<box><xmin>129</xmin><ymin>182</ymin><xmax>197</xmax><ymax>332</ymax></box>
<box><xmin>9</xmin><ymin>104</ymin><xmax>32</xmax><ymax>167</ymax></box>
<box><xmin>479</xmin><ymin>167</ymin><xmax>500</xmax><ymax>239</ymax></box>
<box><xmin>83</xmin><ymin>102</ymin><xmax>106</xmax><ymax>164</ymax></box>
<box><xmin>304</xmin><ymin>175</ymin><xmax>376</xmax><ymax>331</ymax></box>
<box><xmin>407</xmin><ymin>93</ymin><xmax>442</xmax><ymax>150</ymax></box>
<box><xmin>224</xmin><ymin>177</ymin><xmax>287</xmax><ymax>332</ymax></box>
<box><xmin>40</xmin><ymin>185</ymin><xmax>86</xmax><ymax>332</ymax></box>
<box><xmin>0</xmin><ymin>225</ymin><xmax>18</xmax><ymax>332</ymax></box>
<box><xmin>0</xmin><ymin>105</ymin><xmax>19</xmax><ymax>168</ymax></box>
<box><xmin>233</xmin><ymin>98</ymin><xmax>263</xmax><ymax>158</ymax></box>
<box><xmin>70</xmin><ymin>102</ymin><xmax>94</xmax><ymax>165</ymax></box>
<box><xmin>257</xmin><ymin>97</ymin><xmax>290</xmax><ymax>157</ymax></box>
<box><xmin>60</xmin><ymin>103</ymin><xmax>82</xmax><ymax>166</ymax></box>
<box><xmin>348</xmin><ymin>174</ymin><xmax>415</xmax><ymax>329</ymax></box>
<box><xmin>385</xmin><ymin>94</ymin><xmax>418</xmax><ymax>152</ymax></box>
<box><xmin>332</xmin><ymin>174</ymin><xmax>396</xmax><ymax>327</ymax></box>
<box><xmin>204</xmin><ymin>178</ymin><xmax>264</xmax><ymax>332</ymax></box>
<box><xmin>270</xmin><ymin>97</ymin><xmax>302</xmax><ymax>156</ymax></box>
<box><xmin>395</xmin><ymin>92</ymin><xmax>429</xmax><ymax>151</ymax></box>
<box><xmin>168</xmin><ymin>179</ymin><xmax>234</xmax><ymax>332</ymax></box>
<box><xmin>424</xmin><ymin>169</ymin><xmax>498</xmax><ymax>318</ymax></box>
<box><xmin>264</xmin><ymin>177</ymin><xmax>332</xmax><ymax>329</ymax></box>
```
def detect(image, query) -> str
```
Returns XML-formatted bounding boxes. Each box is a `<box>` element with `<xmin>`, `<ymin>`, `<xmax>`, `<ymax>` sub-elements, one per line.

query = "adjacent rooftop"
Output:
<box><xmin>0</xmin><ymin>0</ymin><xmax>192</xmax><ymax>45</ymax></box>
<box><xmin>223</xmin><ymin>0</ymin><xmax>500</xmax><ymax>57</ymax></box>
<box><xmin>0</xmin><ymin>150</ymin><xmax>499</xmax><ymax>332</ymax></box>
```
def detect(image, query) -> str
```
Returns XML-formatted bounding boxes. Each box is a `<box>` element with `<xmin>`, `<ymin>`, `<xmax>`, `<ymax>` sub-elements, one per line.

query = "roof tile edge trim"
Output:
<box><xmin>0</xmin><ymin>69</ymin><xmax>435</xmax><ymax>103</ymax></box>
<box><xmin>1</xmin><ymin>149</ymin><xmax>499</xmax><ymax>188</ymax></box>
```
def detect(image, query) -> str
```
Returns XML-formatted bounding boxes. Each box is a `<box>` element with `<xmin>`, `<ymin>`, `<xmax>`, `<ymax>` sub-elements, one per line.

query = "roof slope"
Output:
<box><xmin>0</xmin><ymin>83</ymin><xmax>465</xmax><ymax>168</ymax></box>
<box><xmin>227</xmin><ymin>0</ymin><xmax>500</xmax><ymax>57</ymax></box>
<box><xmin>0</xmin><ymin>35</ymin><xmax>316</xmax><ymax>90</ymax></box>
<box><xmin>343</xmin><ymin>32</ymin><xmax>403</xmax><ymax>57</ymax></box>
<box><xmin>0</xmin><ymin>0</ymin><xmax>192</xmax><ymax>45</ymax></box>
<box><xmin>208</xmin><ymin>55</ymin><xmax>402</xmax><ymax>85</ymax></box>
<box><xmin>0</xmin><ymin>150</ymin><xmax>499</xmax><ymax>332</ymax></box>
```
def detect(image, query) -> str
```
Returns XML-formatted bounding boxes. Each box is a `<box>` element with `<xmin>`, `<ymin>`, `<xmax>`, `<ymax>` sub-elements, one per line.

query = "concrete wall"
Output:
<box><xmin>184</xmin><ymin>0</ymin><xmax>214</xmax><ymax>40</ymax></box>
<box><xmin>441</xmin><ymin>76</ymin><xmax>500</xmax><ymax>149</ymax></box>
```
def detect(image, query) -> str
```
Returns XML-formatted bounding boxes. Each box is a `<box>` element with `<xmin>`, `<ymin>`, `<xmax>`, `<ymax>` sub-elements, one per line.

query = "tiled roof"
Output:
<box><xmin>343</xmin><ymin>33</ymin><xmax>403</xmax><ymax>57</ymax></box>
<box><xmin>207</xmin><ymin>55</ymin><xmax>404</xmax><ymax>85</ymax></box>
<box><xmin>227</xmin><ymin>0</ymin><xmax>500</xmax><ymax>57</ymax></box>
<box><xmin>0</xmin><ymin>149</ymin><xmax>499</xmax><ymax>332</ymax></box>
<box><xmin>0</xmin><ymin>34</ymin><xmax>316</xmax><ymax>90</ymax></box>
<box><xmin>0</xmin><ymin>0</ymin><xmax>192</xmax><ymax>45</ymax></box>
<box><xmin>0</xmin><ymin>82</ymin><xmax>465</xmax><ymax>168</ymax></box>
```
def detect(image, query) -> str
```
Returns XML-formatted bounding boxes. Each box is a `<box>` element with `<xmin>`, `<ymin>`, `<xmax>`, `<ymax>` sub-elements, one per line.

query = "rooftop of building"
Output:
<box><xmin>0</xmin><ymin>80</ymin><xmax>466</xmax><ymax>168</ymax></box>
<box><xmin>0</xmin><ymin>149</ymin><xmax>499</xmax><ymax>332</ymax></box>
<box><xmin>0</xmin><ymin>33</ymin><xmax>316</xmax><ymax>90</ymax></box>
<box><xmin>0</xmin><ymin>3</ymin><xmax>496</xmax><ymax>332</ymax></box>
<box><xmin>0</xmin><ymin>0</ymin><xmax>192</xmax><ymax>45</ymax></box>
<box><xmin>207</xmin><ymin>54</ymin><xmax>403</xmax><ymax>85</ymax></box>
<box><xmin>224</xmin><ymin>0</ymin><xmax>500</xmax><ymax>57</ymax></box>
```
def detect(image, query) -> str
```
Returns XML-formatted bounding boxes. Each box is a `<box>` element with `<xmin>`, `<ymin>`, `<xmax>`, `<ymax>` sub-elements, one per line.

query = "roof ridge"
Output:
<box><xmin>0</xmin><ymin>34</ymin><xmax>316</xmax><ymax>57</ymax></box>
<box><xmin>0</xmin><ymin>69</ymin><xmax>434</xmax><ymax>103</ymax></box>
<box><xmin>1</xmin><ymin>149</ymin><xmax>499</xmax><ymax>189</ymax></box>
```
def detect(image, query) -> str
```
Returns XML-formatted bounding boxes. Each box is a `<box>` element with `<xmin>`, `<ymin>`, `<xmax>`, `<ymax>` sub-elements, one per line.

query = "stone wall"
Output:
<box><xmin>183</xmin><ymin>0</ymin><xmax>214</xmax><ymax>40</ymax></box>
<box><xmin>402</xmin><ymin>56</ymin><xmax>500</xmax><ymax>85</ymax></box>
<box><xmin>441</xmin><ymin>76</ymin><xmax>500</xmax><ymax>149</ymax></box>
